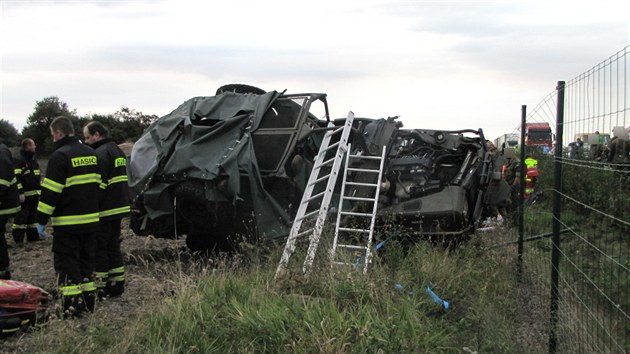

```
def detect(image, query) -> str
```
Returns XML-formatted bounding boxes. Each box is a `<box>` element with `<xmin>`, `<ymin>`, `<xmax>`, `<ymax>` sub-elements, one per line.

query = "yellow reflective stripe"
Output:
<box><xmin>24</xmin><ymin>190</ymin><xmax>40</xmax><ymax>197</ymax></box>
<box><xmin>81</xmin><ymin>281</ymin><xmax>96</xmax><ymax>292</ymax></box>
<box><xmin>65</xmin><ymin>173</ymin><xmax>101</xmax><ymax>187</ymax></box>
<box><xmin>14</xmin><ymin>168</ymin><xmax>22</xmax><ymax>174</ymax></box>
<box><xmin>99</xmin><ymin>182</ymin><xmax>107</xmax><ymax>190</ymax></box>
<box><xmin>109</xmin><ymin>266</ymin><xmax>125</xmax><ymax>274</ymax></box>
<box><xmin>108</xmin><ymin>175</ymin><xmax>128</xmax><ymax>185</ymax></box>
<box><xmin>51</xmin><ymin>213</ymin><xmax>99</xmax><ymax>226</ymax></box>
<box><xmin>0</xmin><ymin>206</ymin><xmax>21</xmax><ymax>215</ymax></box>
<box><xmin>95</xmin><ymin>272</ymin><xmax>109</xmax><ymax>279</ymax></box>
<box><xmin>34</xmin><ymin>170</ymin><xmax>41</xmax><ymax>176</ymax></box>
<box><xmin>0</xmin><ymin>177</ymin><xmax>16</xmax><ymax>187</ymax></box>
<box><xmin>37</xmin><ymin>202</ymin><xmax>55</xmax><ymax>215</ymax></box>
<box><xmin>100</xmin><ymin>206</ymin><xmax>131</xmax><ymax>218</ymax></box>
<box><xmin>12</xmin><ymin>224</ymin><xmax>27</xmax><ymax>230</ymax></box>
<box><xmin>21</xmin><ymin>319</ymin><xmax>30</xmax><ymax>325</ymax></box>
<box><xmin>3</xmin><ymin>327</ymin><xmax>20</xmax><ymax>333</ymax></box>
<box><xmin>109</xmin><ymin>275</ymin><xmax>125</xmax><ymax>282</ymax></box>
<box><xmin>60</xmin><ymin>284</ymin><xmax>82</xmax><ymax>296</ymax></box>
<box><xmin>27</xmin><ymin>223</ymin><xmax>39</xmax><ymax>228</ymax></box>
<box><xmin>42</xmin><ymin>178</ymin><xmax>64</xmax><ymax>193</ymax></box>
<box><xmin>17</xmin><ymin>183</ymin><xmax>23</xmax><ymax>189</ymax></box>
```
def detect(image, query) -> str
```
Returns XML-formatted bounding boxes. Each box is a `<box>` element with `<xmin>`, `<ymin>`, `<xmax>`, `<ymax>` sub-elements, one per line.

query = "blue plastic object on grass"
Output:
<box><xmin>426</xmin><ymin>285</ymin><xmax>450</xmax><ymax>311</ymax></box>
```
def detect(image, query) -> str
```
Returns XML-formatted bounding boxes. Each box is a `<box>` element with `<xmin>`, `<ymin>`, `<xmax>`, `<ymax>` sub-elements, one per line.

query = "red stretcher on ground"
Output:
<box><xmin>0</xmin><ymin>280</ymin><xmax>50</xmax><ymax>338</ymax></box>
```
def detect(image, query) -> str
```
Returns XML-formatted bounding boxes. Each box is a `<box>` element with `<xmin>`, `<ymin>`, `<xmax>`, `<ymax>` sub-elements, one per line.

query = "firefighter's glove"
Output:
<box><xmin>36</xmin><ymin>224</ymin><xmax>47</xmax><ymax>240</ymax></box>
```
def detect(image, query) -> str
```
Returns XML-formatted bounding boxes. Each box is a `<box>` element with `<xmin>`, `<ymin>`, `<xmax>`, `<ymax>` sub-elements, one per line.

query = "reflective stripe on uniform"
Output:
<box><xmin>60</xmin><ymin>284</ymin><xmax>82</xmax><ymax>296</ymax></box>
<box><xmin>0</xmin><ymin>206</ymin><xmax>21</xmax><ymax>216</ymax></box>
<box><xmin>12</xmin><ymin>223</ymin><xmax>27</xmax><ymax>230</ymax></box>
<box><xmin>80</xmin><ymin>281</ymin><xmax>96</xmax><ymax>292</ymax></box>
<box><xmin>51</xmin><ymin>213</ymin><xmax>99</xmax><ymax>226</ymax></box>
<box><xmin>65</xmin><ymin>173</ymin><xmax>101</xmax><ymax>187</ymax></box>
<box><xmin>24</xmin><ymin>190</ymin><xmax>40</xmax><ymax>197</ymax></box>
<box><xmin>37</xmin><ymin>201</ymin><xmax>55</xmax><ymax>215</ymax></box>
<box><xmin>0</xmin><ymin>177</ymin><xmax>17</xmax><ymax>187</ymax></box>
<box><xmin>100</xmin><ymin>205</ymin><xmax>131</xmax><ymax>218</ymax></box>
<box><xmin>107</xmin><ymin>175</ymin><xmax>128</xmax><ymax>185</ymax></box>
<box><xmin>42</xmin><ymin>178</ymin><xmax>64</xmax><ymax>193</ymax></box>
<box><xmin>109</xmin><ymin>266</ymin><xmax>125</xmax><ymax>282</ymax></box>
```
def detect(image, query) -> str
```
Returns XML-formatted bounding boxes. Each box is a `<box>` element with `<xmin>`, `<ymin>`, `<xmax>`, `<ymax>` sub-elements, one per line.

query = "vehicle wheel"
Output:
<box><xmin>173</xmin><ymin>181</ymin><xmax>218</xmax><ymax>227</ymax></box>
<box><xmin>216</xmin><ymin>84</ymin><xmax>266</xmax><ymax>95</ymax></box>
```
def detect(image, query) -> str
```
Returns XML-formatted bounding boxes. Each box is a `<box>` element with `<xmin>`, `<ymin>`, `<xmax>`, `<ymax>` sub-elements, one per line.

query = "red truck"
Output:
<box><xmin>525</xmin><ymin>123</ymin><xmax>553</xmax><ymax>148</ymax></box>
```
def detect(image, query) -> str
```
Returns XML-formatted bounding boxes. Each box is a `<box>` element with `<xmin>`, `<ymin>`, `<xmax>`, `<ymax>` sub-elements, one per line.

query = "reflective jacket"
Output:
<box><xmin>524</xmin><ymin>157</ymin><xmax>539</xmax><ymax>178</ymax></box>
<box><xmin>13</xmin><ymin>149</ymin><xmax>41</xmax><ymax>198</ymax></box>
<box><xmin>90</xmin><ymin>138</ymin><xmax>130</xmax><ymax>220</ymax></box>
<box><xmin>0</xmin><ymin>143</ymin><xmax>20</xmax><ymax>218</ymax></box>
<box><xmin>36</xmin><ymin>136</ymin><xmax>100</xmax><ymax>231</ymax></box>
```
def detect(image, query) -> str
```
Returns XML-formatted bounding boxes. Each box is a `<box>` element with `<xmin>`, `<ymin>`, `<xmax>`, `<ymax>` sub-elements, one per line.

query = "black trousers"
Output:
<box><xmin>12</xmin><ymin>196</ymin><xmax>39</xmax><ymax>243</ymax></box>
<box><xmin>0</xmin><ymin>219</ymin><xmax>10</xmax><ymax>279</ymax></box>
<box><xmin>52</xmin><ymin>228</ymin><xmax>97</xmax><ymax>314</ymax></box>
<box><xmin>94</xmin><ymin>218</ymin><xmax>125</xmax><ymax>296</ymax></box>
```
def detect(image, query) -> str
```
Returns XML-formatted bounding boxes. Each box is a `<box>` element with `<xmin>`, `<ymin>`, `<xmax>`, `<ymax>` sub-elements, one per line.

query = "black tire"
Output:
<box><xmin>216</xmin><ymin>84</ymin><xmax>266</xmax><ymax>95</ymax></box>
<box><xmin>173</xmin><ymin>181</ymin><xmax>236</xmax><ymax>252</ymax></box>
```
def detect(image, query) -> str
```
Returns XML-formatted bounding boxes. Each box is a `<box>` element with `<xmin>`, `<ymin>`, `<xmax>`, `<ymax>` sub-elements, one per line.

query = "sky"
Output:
<box><xmin>1</xmin><ymin>0</ymin><xmax>629</xmax><ymax>141</ymax></box>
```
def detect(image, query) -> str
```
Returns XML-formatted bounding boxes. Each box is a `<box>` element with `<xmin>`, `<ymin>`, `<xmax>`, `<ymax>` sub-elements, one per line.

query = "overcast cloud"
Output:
<box><xmin>1</xmin><ymin>0</ymin><xmax>628</xmax><ymax>140</ymax></box>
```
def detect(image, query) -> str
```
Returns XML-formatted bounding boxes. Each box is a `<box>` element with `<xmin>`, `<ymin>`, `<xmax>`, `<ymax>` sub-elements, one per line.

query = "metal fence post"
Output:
<box><xmin>518</xmin><ymin>105</ymin><xmax>526</xmax><ymax>281</ymax></box>
<box><xmin>549</xmin><ymin>81</ymin><xmax>565</xmax><ymax>353</ymax></box>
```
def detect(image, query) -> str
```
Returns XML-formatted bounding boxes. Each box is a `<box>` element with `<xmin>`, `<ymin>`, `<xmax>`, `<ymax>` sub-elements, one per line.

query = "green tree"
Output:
<box><xmin>80</xmin><ymin>107</ymin><xmax>155</xmax><ymax>144</ymax></box>
<box><xmin>0</xmin><ymin>119</ymin><xmax>19</xmax><ymax>147</ymax></box>
<box><xmin>115</xmin><ymin>106</ymin><xmax>156</xmax><ymax>142</ymax></box>
<box><xmin>21</xmin><ymin>96</ymin><xmax>78</xmax><ymax>155</ymax></box>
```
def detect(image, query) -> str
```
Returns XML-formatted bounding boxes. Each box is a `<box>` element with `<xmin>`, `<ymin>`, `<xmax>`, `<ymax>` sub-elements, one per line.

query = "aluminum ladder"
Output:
<box><xmin>330</xmin><ymin>144</ymin><xmax>386</xmax><ymax>274</ymax></box>
<box><xmin>274</xmin><ymin>112</ymin><xmax>355</xmax><ymax>279</ymax></box>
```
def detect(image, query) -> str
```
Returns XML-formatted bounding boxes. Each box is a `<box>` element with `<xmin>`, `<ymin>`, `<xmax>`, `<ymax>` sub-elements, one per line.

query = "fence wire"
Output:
<box><xmin>519</xmin><ymin>45</ymin><xmax>630</xmax><ymax>353</ymax></box>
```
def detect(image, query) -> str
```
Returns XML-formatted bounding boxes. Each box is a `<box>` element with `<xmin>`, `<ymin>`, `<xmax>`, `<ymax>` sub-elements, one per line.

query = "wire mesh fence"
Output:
<box><xmin>516</xmin><ymin>45</ymin><xmax>629</xmax><ymax>353</ymax></box>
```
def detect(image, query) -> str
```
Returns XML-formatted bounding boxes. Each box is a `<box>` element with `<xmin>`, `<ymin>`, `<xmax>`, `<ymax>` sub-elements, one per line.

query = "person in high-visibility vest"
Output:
<box><xmin>36</xmin><ymin>116</ymin><xmax>101</xmax><ymax>317</ymax></box>
<box><xmin>524</xmin><ymin>155</ymin><xmax>539</xmax><ymax>200</ymax></box>
<box><xmin>0</xmin><ymin>140</ymin><xmax>21</xmax><ymax>280</ymax></box>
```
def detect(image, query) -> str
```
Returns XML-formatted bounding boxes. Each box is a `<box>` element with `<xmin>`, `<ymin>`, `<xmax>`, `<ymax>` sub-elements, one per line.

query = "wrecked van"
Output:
<box><xmin>128</xmin><ymin>87</ymin><xmax>492</xmax><ymax>251</ymax></box>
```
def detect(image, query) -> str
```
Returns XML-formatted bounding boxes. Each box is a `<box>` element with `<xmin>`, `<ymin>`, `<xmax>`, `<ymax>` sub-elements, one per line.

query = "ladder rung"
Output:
<box><xmin>348</xmin><ymin>155</ymin><xmax>382</xmax><ymax>160</ymax></box>
<box><xmin>339</xmin><ymin>211</ymin><xmax>373</xmax><ymax>217</ymax></box>
<box><xmin>303</xmin><ymin>190</ymin><xmax>325</xmax><ymax>203</ymax></box>
<box><xmin>347</xmin><ymin>168</ymin><xmax>380</xmax><ymax>173</ymax></box>
<box><xmin>295</xmin><ymin>209</ymin><xmax>319</xmax><ymax>222</ymax></box>
<box><xmin>307</xmin><ymin>174</ymin><xmax>331</xmax><ymax>188</ymax></box>
<box><xmin>295</xmin><ymin>229</ymin><xmax>314</xmax><ymax>238</ymax></box>
<box><xmin>320</xmin><ymin>141</ymin><xmax>340</xmax><ymax>153</ymax></box>
<box><xmin>337</xmin><ymin>244</ymin><xmax>368</xmax><ymax>250</ymax></box>
<box><xmin>342</xmin><ymin>196</ymin><xmax>377</xmax><ymax>202</ymax></box>
<box><xmin>338</xmin><ymin>227</ymin><xmax>370</xmax><ymax>233</ymax></box>
<box><xmin>345</xmin><ymin>181</ymin><xmax>378</xmax><ymax>187</ymax></box>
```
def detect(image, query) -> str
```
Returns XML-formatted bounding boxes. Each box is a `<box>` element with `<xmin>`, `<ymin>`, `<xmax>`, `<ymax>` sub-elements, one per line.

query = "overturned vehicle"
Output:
<box><xmin>128</xmin><ymin>86</ymin><xmax>493</xmax><ymax>251</ymax></box>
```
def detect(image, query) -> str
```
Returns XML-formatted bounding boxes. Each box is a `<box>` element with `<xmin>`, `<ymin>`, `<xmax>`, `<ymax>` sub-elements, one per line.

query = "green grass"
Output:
<box><xmin>26</xmin><ymin>233</ymin><xmax>548</xmax><ymax>353</ymax></box>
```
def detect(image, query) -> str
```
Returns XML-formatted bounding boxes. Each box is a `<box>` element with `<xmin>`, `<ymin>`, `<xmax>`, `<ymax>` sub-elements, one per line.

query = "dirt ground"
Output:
<box><xmin>2</xmin><ymin>218</ymin><xmax>188</xmax><ymax>352</ymax></box>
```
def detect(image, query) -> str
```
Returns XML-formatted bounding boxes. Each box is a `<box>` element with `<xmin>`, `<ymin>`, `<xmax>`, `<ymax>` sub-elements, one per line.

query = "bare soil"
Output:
<box><xmin>2</xmin><ymin>218</ymin><xmax>188</xmax><ymax>353</ymax></box>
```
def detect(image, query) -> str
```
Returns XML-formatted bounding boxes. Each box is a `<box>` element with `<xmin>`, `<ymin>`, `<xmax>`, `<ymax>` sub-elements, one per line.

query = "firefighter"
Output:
<box><xmin>36</xmin><ymin>116</ymin><xmax>100</xmax><ymax>317</ymax></box>
<box><xmin>524</xmin><ymin>154</ymin><xmax>539</xmax><ymax>201</ymax></box>
<box><xmin>483</xmin><ymin>140</ymin><xmax>510</xmax><ymax>223</ymax></box>
<box><xmin>0</xmin><ymin>140</ymin><xmax>21</xmax><ymax>280</ymax></box>
<box><xmin>12</xmin><ymin>138</ymin><xmax>42</xmax><ymax>243</ymax></box>
<box><xmin>82</xmin><ymin>121</ymin><xmax>130</xmax><ymax>298</ymax></box>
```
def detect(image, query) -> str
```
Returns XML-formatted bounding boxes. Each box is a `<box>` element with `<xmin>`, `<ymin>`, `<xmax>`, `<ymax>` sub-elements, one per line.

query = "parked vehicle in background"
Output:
<box><xmin>525</xmin><ymin>123</ymin><xmax>553</xmax><ymax>153</ymax></box>
<box><xmin>494</xmin><ymin>133</ymin><xmax>519</xmax><ymax>151</ymax></box>
<box><xmin>128</xmin><ymin>85</ymin><xmax>493</xmax><ymax>251</ymax></box>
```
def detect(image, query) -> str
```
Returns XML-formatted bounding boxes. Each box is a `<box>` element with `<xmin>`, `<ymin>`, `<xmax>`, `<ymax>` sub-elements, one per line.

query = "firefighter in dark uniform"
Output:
<box><xmin>83</xmin><ymin>121</ymin><xmax>130</xmax><ymax>298</ymax></box>
<box><xmin>12</xmin><ymin>138</ymin><xmax>42</xmax><ymax>243</ymax></box>
<box><xmin>0</xmin><ymin>140</ymin><xmax>21</xmax><ymax>280</ymax></box>
<box><xmin>501</xmin><ymin>148</ymin><xmax>521</xmax><ymax>224</ymax></box>
<box><xmin>36</xmin><ymin>116</ymin><xmax>100</xmax><ymax>317</ymax></box>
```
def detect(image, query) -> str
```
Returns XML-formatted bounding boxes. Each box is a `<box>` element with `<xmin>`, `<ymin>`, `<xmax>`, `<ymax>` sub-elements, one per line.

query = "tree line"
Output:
<box><xmin>0</xmin><ymin>96</ymin><xmax>157</xmax><ymax>155</ymax></box>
